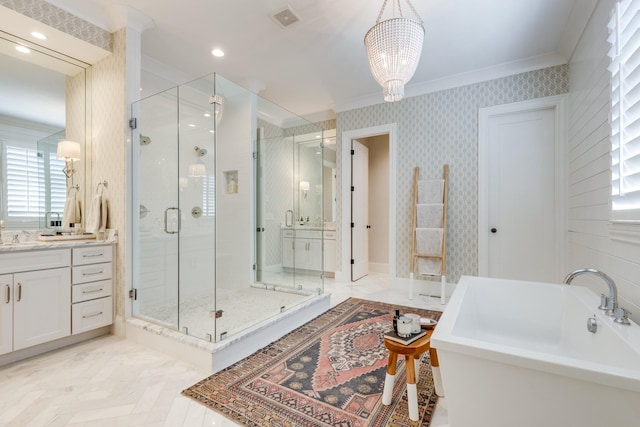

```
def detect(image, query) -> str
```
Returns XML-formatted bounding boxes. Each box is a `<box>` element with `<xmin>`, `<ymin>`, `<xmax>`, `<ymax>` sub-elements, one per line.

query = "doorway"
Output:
<box><xmin>341</xmin><ymin>124</ymin><xmax>397</xmax><ymax>282</ymax></box>
<box><xmin>478</xmin><ymin>95</ymin><xmax>566</xmax><ymax>282</ymax></box>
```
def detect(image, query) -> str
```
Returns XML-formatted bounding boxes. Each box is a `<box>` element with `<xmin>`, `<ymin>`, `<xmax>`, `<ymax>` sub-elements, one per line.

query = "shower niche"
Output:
<box><xmin>131</xmin><ymin>73</ymin><xmax>328</xmax><ymax>345</ymax></box>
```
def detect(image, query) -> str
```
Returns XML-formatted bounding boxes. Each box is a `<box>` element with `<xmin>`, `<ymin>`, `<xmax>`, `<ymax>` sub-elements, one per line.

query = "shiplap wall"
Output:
<box><xmin>567</xmin><ymin>0</ymin><xmax>640</xmax><ymax>322</ymax></box>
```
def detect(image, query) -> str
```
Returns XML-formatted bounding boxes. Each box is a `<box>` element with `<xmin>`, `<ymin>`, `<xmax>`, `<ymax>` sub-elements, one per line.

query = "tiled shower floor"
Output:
<box><xmin>136</xmin><ymin>286</ymin><xmax>315</xmax><ymax>341</ymax></box>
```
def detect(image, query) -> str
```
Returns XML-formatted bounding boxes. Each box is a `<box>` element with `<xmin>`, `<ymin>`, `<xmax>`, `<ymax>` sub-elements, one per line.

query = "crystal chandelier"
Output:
<box><xmin>364</xmin><ymin>0</ymin><xmax>425</xmax><ymax>102</ymax></box>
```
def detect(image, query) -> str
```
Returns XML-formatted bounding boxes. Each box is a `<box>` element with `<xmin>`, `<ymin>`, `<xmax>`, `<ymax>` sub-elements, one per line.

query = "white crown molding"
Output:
<box><xmin>333</xmin><ymin>51</ymin><xmax>568</xmax><ymax>113</ymax></box>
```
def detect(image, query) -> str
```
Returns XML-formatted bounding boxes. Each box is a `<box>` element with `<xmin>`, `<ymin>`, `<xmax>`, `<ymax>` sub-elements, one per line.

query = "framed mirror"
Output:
<box><xmin>0</xmin><ymin>30</ymin><xmax>91</xmax><ymax>230</ymax></box>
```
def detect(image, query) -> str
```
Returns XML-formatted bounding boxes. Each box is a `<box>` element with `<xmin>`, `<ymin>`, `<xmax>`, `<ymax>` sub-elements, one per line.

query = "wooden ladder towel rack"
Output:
<box><xmin>409</xmin><ymin>164</ymin><xmax>449</xmax><ymax>303</ymax></box>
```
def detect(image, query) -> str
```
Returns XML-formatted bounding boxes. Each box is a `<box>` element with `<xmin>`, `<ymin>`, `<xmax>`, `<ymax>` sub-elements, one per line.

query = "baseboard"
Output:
<box><xmin>369</xmin><ymin>262</ymin><xmax>389</xmax><ymax>273</ymax></box>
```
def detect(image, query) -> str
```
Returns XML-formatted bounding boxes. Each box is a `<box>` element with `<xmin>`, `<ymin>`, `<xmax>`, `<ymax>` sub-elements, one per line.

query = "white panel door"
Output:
<box><xmin>13</xmin><ymin>267</ymin><xmax>71</xmax><ymax>351</ymax></box>
<box><xmin>351</xmin><ymin>140</ymin><xmax>369</xmax><ymax>281</ymax></box>
<box><xmin>487</xmin><ymin>108</ymin><xmax>556</xmax><ymax>281</ymax></box>
<box><xmin>0</xmin><ymin>274</ymin><xmax>12</xmax><ymax>355</ymax></box>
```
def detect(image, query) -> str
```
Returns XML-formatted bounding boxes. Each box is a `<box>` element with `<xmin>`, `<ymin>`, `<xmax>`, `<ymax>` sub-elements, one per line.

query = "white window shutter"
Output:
<box><xmin>611</xmin><ymin>0</ymin><xmax>640</xmax><ymax>220</ymax></box>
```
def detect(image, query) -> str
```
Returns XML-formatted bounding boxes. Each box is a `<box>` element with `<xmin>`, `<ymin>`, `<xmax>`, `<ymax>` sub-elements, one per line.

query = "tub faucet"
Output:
<box><xmin>563</xmin><ymin>268</ymin><xmax>628</xmax><ymax>322</ymax></box>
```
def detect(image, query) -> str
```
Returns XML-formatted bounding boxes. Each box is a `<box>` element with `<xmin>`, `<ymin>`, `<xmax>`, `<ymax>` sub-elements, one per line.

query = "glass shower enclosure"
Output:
<box><xmin>131</xmin><ymin>73</ymin><xmax>326</xmax><ymax>343</ymax></box>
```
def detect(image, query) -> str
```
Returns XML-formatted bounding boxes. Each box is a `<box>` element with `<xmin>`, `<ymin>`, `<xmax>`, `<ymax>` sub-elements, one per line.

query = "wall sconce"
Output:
<box><xmin>300</xmin><ymin>181</ymin><xmax>310</xmax><ymax>198</ymax></box>
<box><xmin>56</xmin><ymin>140</ymin><xmax>81</xmax><ymax>179</ymax></box>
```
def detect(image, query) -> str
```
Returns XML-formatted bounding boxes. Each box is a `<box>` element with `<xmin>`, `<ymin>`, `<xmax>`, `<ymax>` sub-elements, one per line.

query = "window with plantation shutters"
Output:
<box><xmin>610</xmin><ymin>0</ymin><xmax>640</xmax><ymax>221</ymax></box>
<box><xmin>1</xmin><ymin>141</ymin><xmax>66</xmax><ymax>226</ymax></box>
<box><xmin>202</xmin><ymin>175</ymin><xmax>215</xmax><ymax>217</ymax></box>
<box><xmin>5</xmin><ymin>144</ymin><xmax>44</xmax><ymax>220</ymax></box>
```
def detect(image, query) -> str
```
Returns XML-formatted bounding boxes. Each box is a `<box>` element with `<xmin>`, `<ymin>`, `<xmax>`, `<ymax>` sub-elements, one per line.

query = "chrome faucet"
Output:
<box><xmin>11</xmin><ymin>234</ymin><xmax>19</xmax><ymax>244</ymax></box>
<box><xmin>564</xmin><ymin>268</ymin><xmax>630</xmax><ymax>325</ymax></box>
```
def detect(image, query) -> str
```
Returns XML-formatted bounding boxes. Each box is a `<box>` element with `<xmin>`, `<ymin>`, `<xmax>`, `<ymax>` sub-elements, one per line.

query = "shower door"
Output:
<box><xmin>132</xmin><ymin>87</ymin><xmax>181</xmax><ymax>331</ymax></box>
<box><xmin>132</xmin><ymin>76</ymin><xmax>218</xmax><ymax>341</ymax></box>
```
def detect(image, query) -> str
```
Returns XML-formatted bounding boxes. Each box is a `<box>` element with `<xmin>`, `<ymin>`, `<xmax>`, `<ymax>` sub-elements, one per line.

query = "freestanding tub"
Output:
<box><xmin>431</xmin><ymin>275</ymin><xmax>640</xmax><ymax>427</ymax></box>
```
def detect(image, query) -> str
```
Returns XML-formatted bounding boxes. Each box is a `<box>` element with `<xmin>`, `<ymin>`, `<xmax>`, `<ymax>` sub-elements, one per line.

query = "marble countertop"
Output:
<box><xmin>281</xmin><ymin>225</ymin><xmax>336</xmax><ymax>231</ymax></box>
<box><xmin>0</xmin><ymin>229</ymin><xmax>118</xmax><ymax>253</ymax></box>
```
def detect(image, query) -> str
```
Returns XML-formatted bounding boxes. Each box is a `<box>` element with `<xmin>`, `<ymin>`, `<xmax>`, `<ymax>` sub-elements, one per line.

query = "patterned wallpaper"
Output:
<box><xmin>0</xmin><ymin>0</ymin><xmax>112</xmax><ymax>51</ymax></box>
<box><xmin>336</xmin><ymin>65</ymin><xmax>569</xmax><ymax>283</ymax></box>
<box><xmin>91</xmin><ymin>28</ymin><xmax>127</xmax><ymax>319</ymax></box>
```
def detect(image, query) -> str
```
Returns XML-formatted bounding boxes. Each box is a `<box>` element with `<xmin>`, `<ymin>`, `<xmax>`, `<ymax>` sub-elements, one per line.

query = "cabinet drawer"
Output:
<box><xmin>323</xmin><ymin>230</ymin><xmax>336</xmax><ymax>240</ymax></box>
<box><xmin>282</xmin><ymin>229</ymin><xmax>295</xmax><ymax>238</ymax></box>
<box><xmin>72</xmin><ymin>246</ymin><xmax>113</xmax><ymax>266</ymax></box>
<box><xmin>72</xmin><ymin>263</ymin><xmax>112</xmax><ymax>284</ymax></box>
<box><xmin>296</xmin><ymin>230</ymin><xmax>322</xmax><ymax>239</ymax></box>
<box><xmin>0</xmin><ymin>249</ymin><xmax>70</xmax><ymax>274</ymax></box>
<box><xmin>72</xmin><ymin>279</ymin><xmax>112</xmax><ymax>303</ymax></box>
<box><xmin>72</xmin><ymin>296</ymin><xmax>113</xmax><ymax>335</ymax></box>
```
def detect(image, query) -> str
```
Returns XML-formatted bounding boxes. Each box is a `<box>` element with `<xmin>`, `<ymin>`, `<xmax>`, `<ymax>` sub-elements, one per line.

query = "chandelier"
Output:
<box><xmin>364</xmin><ymin>0</ymin><xmax>425</xmax><ymax>102</ymax></box>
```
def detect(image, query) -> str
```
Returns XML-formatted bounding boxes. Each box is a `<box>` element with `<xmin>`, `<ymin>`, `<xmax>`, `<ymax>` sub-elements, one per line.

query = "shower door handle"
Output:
<box><xmin>164</xmin><ymin>207</ymin><xmax>181</xmax><ymax>234</ymax></box>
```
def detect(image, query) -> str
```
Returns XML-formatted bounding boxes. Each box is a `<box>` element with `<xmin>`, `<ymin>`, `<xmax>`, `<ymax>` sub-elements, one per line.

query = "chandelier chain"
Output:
<box><xmin>375</xmin><ymin>0</ymin><xmax>423</xmax><ymax>25</ymax></box>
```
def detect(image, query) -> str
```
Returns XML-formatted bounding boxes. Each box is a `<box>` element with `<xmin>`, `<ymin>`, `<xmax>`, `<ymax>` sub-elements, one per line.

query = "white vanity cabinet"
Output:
<box><xmin>71</xmin><ymin>246</ymin><xmax>113</xmax><ymax>334</ymax></box>
<box><xmin>323</xmin><ymin>230</ymin><xmax>336</xmax><ymax>273</ymax></box>
<box><xmin>0</xmin><ymin>249</ymin><xmax>71</xmax><ymax>356</ymax></box>
<box><xmin>281</xmin><ymin>228</ymin><xmax>336</xmax><ymax>273</ymax></box>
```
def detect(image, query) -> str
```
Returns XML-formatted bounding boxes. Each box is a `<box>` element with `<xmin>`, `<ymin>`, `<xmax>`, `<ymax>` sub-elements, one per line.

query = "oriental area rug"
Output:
<box><xmin>182</xmin><ymin>298</ymin><xmax>442</xmax><ymax>426</ymax></box>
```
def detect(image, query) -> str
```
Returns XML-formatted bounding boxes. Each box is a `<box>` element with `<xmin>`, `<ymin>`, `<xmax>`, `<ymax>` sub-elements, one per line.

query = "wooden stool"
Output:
<box><xmin>381</xmin><ymin>330</ymin><xmax>433</xmax><ymax>421</ymax></box>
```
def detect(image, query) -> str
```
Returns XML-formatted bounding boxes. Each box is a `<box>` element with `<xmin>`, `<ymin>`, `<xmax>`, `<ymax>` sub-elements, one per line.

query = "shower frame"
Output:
<box><xmin>130</xmin><ymin>72</ymin><xmax>325</xmax><ymax>344</ymax></box>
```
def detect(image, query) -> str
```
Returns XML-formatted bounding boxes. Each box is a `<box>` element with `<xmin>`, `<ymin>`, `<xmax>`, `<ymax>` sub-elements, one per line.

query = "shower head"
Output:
<box><xmin>194</xmin><ymin>146</ymin><xmax>207</xmax><ymax>156</ymax></box>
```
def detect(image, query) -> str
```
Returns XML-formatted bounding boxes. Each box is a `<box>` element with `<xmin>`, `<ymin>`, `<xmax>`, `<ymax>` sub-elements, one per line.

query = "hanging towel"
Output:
<box><xmin>415</xmin><ymin>228</ymin><xmax>443</xmax><ymax>275</ymax></box>
<box><xmin>100</xmin><ymin>197</ymin><xmax>109</xmax><ymax>232</ymax></box>
<box><xmin>62</xmin><ymin>192</ymin><xmax>81</xmax><ymax>229</ymax></box>
<box><xmin>418</xmin><ymin>179</ymin><xmax>444</xmax><ymax>204</ymax></box>
<box><xmin>86</xmin><ymin>194</ymin><xmax>102</xmax><ymax>234</ymax></box>
<box><xmin>416</xmin><ymin>203</ymin><xmax>443</xmax><ymax>228</ymax></box>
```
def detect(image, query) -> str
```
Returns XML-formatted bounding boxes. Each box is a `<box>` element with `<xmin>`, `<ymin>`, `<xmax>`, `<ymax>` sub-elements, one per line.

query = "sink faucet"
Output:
<box><xmin>564</xmin><ymin>268</ymin><xmax>631</xmax><ymax>324</ymax></box>
<box><xmin>12</xmin><ymin>234</ymin><xmax>19</xmax><ymax>244</ymax></box>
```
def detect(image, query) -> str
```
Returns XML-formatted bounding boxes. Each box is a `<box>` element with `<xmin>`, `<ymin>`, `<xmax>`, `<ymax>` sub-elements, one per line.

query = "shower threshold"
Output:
<box><xmin>125</xmin><ymin>291</ymin><xmax>330</xmax><ymax>373</ymax></box>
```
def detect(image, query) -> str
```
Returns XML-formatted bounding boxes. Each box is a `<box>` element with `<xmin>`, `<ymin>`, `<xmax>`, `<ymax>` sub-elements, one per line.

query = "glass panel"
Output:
<box><xmin>37</xmin><ymin>131</ymin><xmax>67</xmax><ymax>229</ymax></box>
<box><xmin>294</xmin><ymin>131</ymin><xmax>324</xmax><ymax>293</ymax></box>
<box><xmin>131</xmin><ymin>87</ymin><xmax>180</xmax><ymax>330</ymax></box>
<box><xmin>177</xmin><ymin>74</ymin><xmax>216</xmax><ymax>341</ymax></box>
<box><xmin>131</xmin><ymin>71</ymin><xmax>325</xmax><ymax>344</ymax></box>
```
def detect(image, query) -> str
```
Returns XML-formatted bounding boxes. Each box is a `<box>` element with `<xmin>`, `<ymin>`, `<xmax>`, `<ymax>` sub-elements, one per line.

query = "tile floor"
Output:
<box><xmin>0</xmin><ymin>273</ymin><xmax>449</xmax><ymax>426</ymax></box>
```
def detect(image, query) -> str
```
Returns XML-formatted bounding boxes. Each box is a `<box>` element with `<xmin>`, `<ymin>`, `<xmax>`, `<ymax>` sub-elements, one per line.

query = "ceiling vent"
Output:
<box><xmin>271</xmin><ymin>6</ymin><xmax>300</xmax><ymax>29</ymax></box>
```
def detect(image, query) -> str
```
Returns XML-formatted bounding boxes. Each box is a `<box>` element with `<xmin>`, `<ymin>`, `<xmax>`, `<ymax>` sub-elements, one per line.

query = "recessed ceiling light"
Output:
<box><xmin>15</xmin><ymin>45</ymin><xmax>30</xmax><ymax>54</ymax></box>
<box><xmin>31</xmin><ymin>31</ymin><xmax>46</xmax><ymax>40</ymax></box>
<box><xmin>188</xmin><ymin>123</ymin><xmax>196</xmax><ymax>127</ymax></box>
<box><xmin>211</xmin><ymin>48</ymin><xmax>224</xmax><ymax>57</ymax></box>
<box><xmin>204</xmin><ymin>112</ymin><xmax>211</xmax><ymax>117</ymax></box>
<box><xmin>209</xmin><ymin>130</ymin><xmax>215</xmax><ymax>134</ymax></box>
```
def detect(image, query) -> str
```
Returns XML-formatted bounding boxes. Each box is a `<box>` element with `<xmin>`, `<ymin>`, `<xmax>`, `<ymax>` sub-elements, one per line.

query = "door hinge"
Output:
<box><xmin>129</xmin><ymin>118</ymin><xmax>137</xmax><ymax>129</ymax></box>
<box><xmin>351</xmin><ymin>149</ymin><xmax>355</xmax><ymax>155</ymax></box>
<box><xmin>351</xmin><ymin>186</ymin><xmax>354</xmax><ymax>191</ymax></box>
<box><xmin>253</xmin><ymin>263</ymin><xmax>256</xmax><ymax>270</ymax></box>
<box><xmin>252</xmin><ymin>152</ymin><xmax>258</xmax><ymax>159</ymax></box>
<box><xmin>351</xmin><ymin>222</ymin><xmax>354</xmax><ymax>228</ymax></box>
<box><xmin>129</xmin><ymin>288</ymin><xmax>137</xmax><ymax>300</ymax></box>
<box><xmin>350</xmin><ymin>259</ymin><xmax>355</xmax><ymax>265</ymax></box>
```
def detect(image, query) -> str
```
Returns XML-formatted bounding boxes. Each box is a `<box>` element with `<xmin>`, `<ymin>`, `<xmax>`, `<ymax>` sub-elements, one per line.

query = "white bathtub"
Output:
<box><xmin>431</xmin><ymin>275</ymin><xmax>640</xmax><ymax>427</ymax></box>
